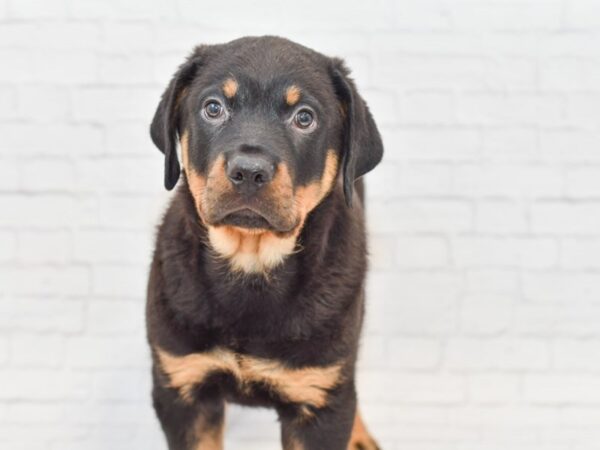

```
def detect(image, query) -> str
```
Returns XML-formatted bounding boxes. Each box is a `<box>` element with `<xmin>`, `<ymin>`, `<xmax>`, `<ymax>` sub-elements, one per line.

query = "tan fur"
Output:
<box><xmin>265</xmin><ymin>162</ymin><xmax>296</xmax><ymax>224</ymax></box>
<box><xmin>208</xmin><ymin>226</ymin><xmax>297</xmax><ymax>273</ymax></box>
<box><xmin>156</xmin><ymin>347</ymin><xmax>240</xmax><ymax>402</ymax></box>
<box><xmin>181</xmin><ymin>130</ymin><xmax>190</xmax><ymax>168</ymax></box>
<box><xmin>190</xmin><ymin>413</ymin><xmax>225</xmax><ymax>450</ymax></box>
<box><xmin>285</xmin><ymin>437</ymin><xmax>305</xmax><ymax>450</ymax></box>
<box><xmin>347</xmin><ymin>410</ymin><xmax>379</xmax><ymax>450</ymax></box>
<box><xmin>257</xmin><ymin>231</ymin><xmax>297</xmax><ymax>269</ymax></box>
<box><xmin>239</xmin><ymin>356</ymin><xmax>343</xmax><ymax>408</ymax></box>
<box><xmin>156</xmin><ymin>347</ymin><xmax>344</xmax><ymax>409</ymax></box>
<box><xmin>294</xmin><ymin>150</ymin><xmax>338</xmax><ymax>219</ymax></box>
<box><xmin>222</xmin><ymin>78</ymin><xmax>238</xmax><ymax>98</ymax></box>
<box><xmin>285</xmin><ymin>85</ymin><xmax>301</xmax><ymax>106</ymax></box>
<box><xmin>205</xmin><ymin>154</ymin><xmax>232</xmax><ymax>202</ymax></box>
<box><xmin>211</xmin><ymin>151</ymin><xmax>338</xmax><ymax>273</ymax></box>
<box><xmin>180</xmin><ymin>130</ymin><xmax>339</xmax><ymax>274</ymax></box>
<box><xmin>181</xmin><ymin>131</ymin><xmax>207</xmax><ymax>218</ymax></box>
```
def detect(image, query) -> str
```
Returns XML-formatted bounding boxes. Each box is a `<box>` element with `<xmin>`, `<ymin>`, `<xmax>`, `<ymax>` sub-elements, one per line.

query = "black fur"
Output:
<box><xmin>329</xmin><ymin>59</ymin><xmax>383</xmax><ymax>206</ymax></box>
<box><xmin>147</xmin><ymin>36</ymin><xmax>383</xmax><ymax>450</ymax></box>
<box><xmin>150</xmin><ymin>53</ymin><xmax>203</xmax><ymax>190</ymax></box>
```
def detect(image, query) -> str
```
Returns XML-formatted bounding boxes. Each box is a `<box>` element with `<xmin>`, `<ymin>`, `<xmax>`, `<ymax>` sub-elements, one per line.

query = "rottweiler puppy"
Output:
<box><xmin>147</xmin><ymin>36</ymin><xmax>383</xmax><ymax>450</ymax></box>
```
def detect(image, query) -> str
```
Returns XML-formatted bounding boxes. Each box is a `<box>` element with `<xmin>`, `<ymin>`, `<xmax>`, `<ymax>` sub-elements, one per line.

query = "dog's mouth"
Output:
<box><xmin>219</xmin><ymin>208</ymin><xmax>273</xmax><ymax>230</ymax></box>
<box><xmin>209</xmin><ymin>203</ymin><xmax>300</xmax><ymax>235</ymax></box>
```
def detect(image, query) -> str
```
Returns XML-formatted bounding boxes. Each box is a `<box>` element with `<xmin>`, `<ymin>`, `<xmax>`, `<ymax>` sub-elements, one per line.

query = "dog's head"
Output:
<box><xmin>151</xmin><ymin>36</ymin><xmax>382</xmax><ymax>273</ymax></box>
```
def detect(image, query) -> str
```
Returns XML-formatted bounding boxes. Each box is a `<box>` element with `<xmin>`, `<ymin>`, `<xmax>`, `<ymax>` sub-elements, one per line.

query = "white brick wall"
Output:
<box><xmin>1</xmin><ymin>0</ymin><xmax>599</xmax><ymax>448</ymax></box>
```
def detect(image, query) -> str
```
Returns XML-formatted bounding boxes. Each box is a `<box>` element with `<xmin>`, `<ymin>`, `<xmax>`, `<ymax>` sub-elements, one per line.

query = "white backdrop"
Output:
<box><xmin>1</xmin><ymin>0</ymin><xmax>600</xmax><ymax>449</ymax></box>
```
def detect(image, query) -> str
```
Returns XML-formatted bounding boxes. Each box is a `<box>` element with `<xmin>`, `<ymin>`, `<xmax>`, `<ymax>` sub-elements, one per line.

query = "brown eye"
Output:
<box><xmin>294</xmin><ymin>109</ymin><xmax>314</xmax><ymax>129</ymax></box>
<box><xmin>204</xmin><ymin>101</ymin><xmax>223</xmax><ymax>119</ymax></box>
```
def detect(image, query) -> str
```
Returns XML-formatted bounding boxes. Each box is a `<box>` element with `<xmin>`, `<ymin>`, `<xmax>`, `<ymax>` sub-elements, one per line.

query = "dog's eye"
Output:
<box><xmin>204</xmin><ymin>101</ymin><xmax>224</xmax><ymax>119</ymax></box>
<box><xmin>294</xmin><ymin>109</ymin><xmax>314</xmax><ymax>129</ymax></box>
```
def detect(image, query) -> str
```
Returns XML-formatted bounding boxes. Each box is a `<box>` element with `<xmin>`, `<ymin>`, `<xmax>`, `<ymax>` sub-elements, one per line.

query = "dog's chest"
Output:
<box><xmin>156</xmin><ymin>346</ymin><xmax>343</xmax><ymax>409</ymax></box>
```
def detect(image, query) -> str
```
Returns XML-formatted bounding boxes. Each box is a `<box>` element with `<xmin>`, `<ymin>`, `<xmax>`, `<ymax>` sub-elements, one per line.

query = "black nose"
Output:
<box><xmin>226</xmin><ymin>154</ymin><xmax>275</xmax><ymax>194</ymax></box>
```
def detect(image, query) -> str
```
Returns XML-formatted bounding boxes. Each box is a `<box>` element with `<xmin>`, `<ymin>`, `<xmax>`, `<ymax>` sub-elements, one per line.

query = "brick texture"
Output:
<box><xmin>0</xmin><ymin>1</ymin><xmax>599</xmax><ymax>449</ymax></box>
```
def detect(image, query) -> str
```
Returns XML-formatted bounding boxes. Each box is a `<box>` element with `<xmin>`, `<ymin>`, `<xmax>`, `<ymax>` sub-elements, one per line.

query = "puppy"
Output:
<box><xmin>147</xmin><ymin>36</ymin><xmax>383</xmax><ymax>450</ymax></box>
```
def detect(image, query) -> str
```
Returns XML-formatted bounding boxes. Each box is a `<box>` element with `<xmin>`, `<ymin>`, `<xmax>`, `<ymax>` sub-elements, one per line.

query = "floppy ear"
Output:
<box><xmin>150</xmin><ymin>49</ymin><xmax>204</xmax><ymax>190</ymax></box>
<box><xmin>330</xmin><ymin>58</ymin><xmax>384</xmax><ymax>206</ymax></box>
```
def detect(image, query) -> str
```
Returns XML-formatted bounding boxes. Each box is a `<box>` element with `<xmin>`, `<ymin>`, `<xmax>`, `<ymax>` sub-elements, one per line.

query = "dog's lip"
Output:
<box><xmin>212</xmin><ymin>206</ymin><xmax>299</xmax><ymax>234</ymax></box>
<box><xmin>220</xmin><ymin>208</ymin><xmax>273</xmax><ymax>230</ymax></box>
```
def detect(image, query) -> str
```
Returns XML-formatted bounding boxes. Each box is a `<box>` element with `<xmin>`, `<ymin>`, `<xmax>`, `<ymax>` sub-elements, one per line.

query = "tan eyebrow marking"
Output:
<box><xmin>222</xmin><ymin>78</ymin><xmax>238</xmax><ymax>98</ymax></box>
<box><xmin>285</xmin><ymin>85</ymin><xmax>301</xmax><ymax>106</ymax></box>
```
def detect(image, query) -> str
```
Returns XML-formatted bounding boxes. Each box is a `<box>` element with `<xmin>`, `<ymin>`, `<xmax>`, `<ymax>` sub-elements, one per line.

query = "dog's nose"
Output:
<box><xmin>226</xmin><ymin>154</ymin><xmax>275</xmax><ymax>194</ymax></box>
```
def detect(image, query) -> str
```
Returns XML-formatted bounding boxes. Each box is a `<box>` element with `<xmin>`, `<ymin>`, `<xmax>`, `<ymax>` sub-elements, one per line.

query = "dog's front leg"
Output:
<box><xmin>278</xmin><ymin>381</ymin><xmax>357</xmax><ymax>450</ymax></box>
<box><xmin>152</xmin><ymin>376</ymin><xmax>225</xmax><ymax>450</ymax></box>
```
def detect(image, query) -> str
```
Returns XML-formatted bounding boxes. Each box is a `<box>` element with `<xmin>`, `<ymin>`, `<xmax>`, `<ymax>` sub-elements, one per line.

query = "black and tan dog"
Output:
<box><xmin>147</xmin><ymin>36</ymin><xmax>383</xmax><ymax>450</ymax></box>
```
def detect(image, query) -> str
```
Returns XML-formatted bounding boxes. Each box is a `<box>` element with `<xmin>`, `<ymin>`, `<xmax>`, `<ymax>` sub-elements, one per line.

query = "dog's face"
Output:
<box><xmin>179</xmin><ymin>39</ymin><xmax>344</xmax><ymax>235</ymax></box>
<box><xmin>151</xmin><ymin>36</ymin><xmax>382</xmax><ymax>273</ymax></box>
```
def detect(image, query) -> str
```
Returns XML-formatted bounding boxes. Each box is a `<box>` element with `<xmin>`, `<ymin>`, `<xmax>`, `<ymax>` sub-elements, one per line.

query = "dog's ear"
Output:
<box><xmin>330</xmin><ymin>58</ymin><xmax>383</xmax><ymax>206</ymax></box>
<box><xmin>150</xmin><ymin>48</ymin><xmax>204</xmax><ymax>190</ymax></box>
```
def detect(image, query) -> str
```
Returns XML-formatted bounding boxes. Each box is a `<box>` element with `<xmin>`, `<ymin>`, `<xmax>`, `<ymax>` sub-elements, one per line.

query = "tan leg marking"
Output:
<box><xmin>222</xmin><ymin>78</ymin><xmax>238</xmax><ymax>98</ymax></box>
<box><xmin>285</xmin><ymin>85</ymin><xmax>301</xmax><ymax>106</ymax></box>
<box><xmin>190</xmin><ymin>412</ymin><xmax>225</xmax><ymax>450</ymax></box>
<box><xmin>156</xmin><ymin>347</ymin><xmax>343</xmax><ymax>409</ymax></box>
<box><xmin>347</xmin><ymin>410</ymin><xmax>380</xmax><ymax>450</ymax></box>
